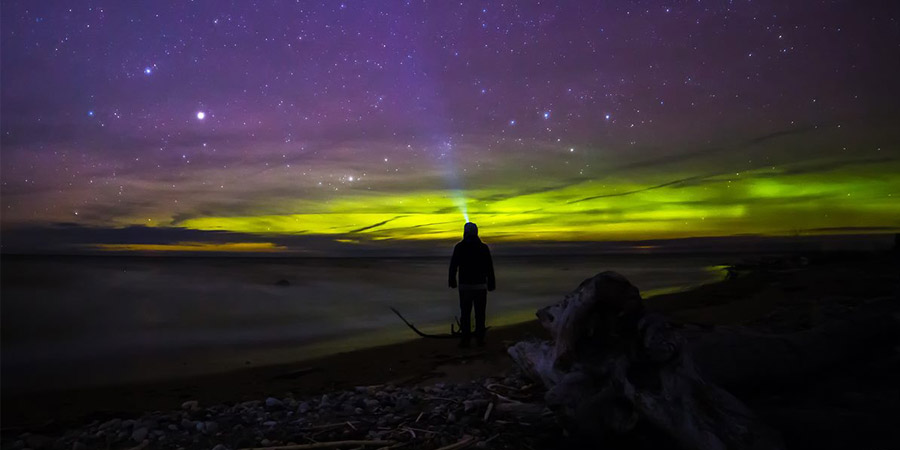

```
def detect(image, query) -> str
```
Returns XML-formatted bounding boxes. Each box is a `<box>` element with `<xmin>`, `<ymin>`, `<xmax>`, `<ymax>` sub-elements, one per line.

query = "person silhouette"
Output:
<box><xmin>448</xmin><ymin>222</ymin><xmax>496</xmax><ymax>347</ymax></box>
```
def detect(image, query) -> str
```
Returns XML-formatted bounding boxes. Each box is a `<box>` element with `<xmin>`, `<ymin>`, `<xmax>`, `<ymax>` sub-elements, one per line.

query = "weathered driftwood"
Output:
<box><xmin>390</xmin><ymin>307</ymin><xmax>491</xmax><ymax>339</ymax></box>
<box><xmin>508</xmin><ymin>271</ymin><xmax>784</xmax><ymax>450</ymax></box>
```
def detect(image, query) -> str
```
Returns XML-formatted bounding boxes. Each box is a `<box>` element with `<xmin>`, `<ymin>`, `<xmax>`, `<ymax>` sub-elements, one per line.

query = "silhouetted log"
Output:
<box><xmin>390</xmin><ymin>307</ymin><xmax>492</xmax><ymax>339</ymax></box>
<box><xmin>508</xmin><ymin>271</ymin><xmax>784</xmax><ymax>450</ymax></box>
<box><xmin>390</xmin><ymin>307</ymin><xmax>461</xmax><ymax>339</ymax></box>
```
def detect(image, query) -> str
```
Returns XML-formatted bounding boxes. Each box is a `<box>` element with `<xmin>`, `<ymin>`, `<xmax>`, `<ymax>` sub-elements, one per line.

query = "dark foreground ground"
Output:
<box><xmin>2</xmin><ymin>251</ymin><xmax>899</xmax><ymax>449</ymax></box>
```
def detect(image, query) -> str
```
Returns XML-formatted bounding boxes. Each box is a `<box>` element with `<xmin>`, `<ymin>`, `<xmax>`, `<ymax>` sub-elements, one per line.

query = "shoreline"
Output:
<box><xmin>0</xmin><ymin>270</ymin><xmax>732</xmax><ymax>429</ymax></box>
<box><xmin>1</xmin><ymin>252</ymin><xmax>728</xmax><ymax>395</ymax></box>
<box><xmin>3</xmin><ymin>251</ymin><xmax>898</xmax><ymax>446</ymax></box>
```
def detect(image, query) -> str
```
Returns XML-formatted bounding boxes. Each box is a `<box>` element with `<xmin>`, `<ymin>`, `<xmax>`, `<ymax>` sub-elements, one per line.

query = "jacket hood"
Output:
<box><xmin>463</xmin><ymin>222</ymin><xmax>480</xmax><ymax>241</ymax></box>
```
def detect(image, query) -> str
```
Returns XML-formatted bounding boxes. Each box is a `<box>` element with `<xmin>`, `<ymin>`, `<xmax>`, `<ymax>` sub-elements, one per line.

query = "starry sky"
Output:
<box><xmin>2</xmin><ymin>1</ymin><xmax>899</xmax><ymax>254</ymax></box>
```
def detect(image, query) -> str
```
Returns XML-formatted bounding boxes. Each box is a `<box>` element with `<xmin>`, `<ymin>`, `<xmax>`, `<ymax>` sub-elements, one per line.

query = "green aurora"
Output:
<box><xmin>173</xmin><ymin>158</ymin><xmax>899</xmax><ymax>245</ymax></box>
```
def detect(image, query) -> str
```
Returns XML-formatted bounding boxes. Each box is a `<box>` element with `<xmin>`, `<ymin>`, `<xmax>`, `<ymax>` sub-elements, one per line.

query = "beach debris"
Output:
<box><xmin>389</xmin><ymin>307</ymin><xmax>462</xmax><ymax>339</ymax></box>
<box><xmin>481</xmin><ymin>403</ymin><xmax>493</xmax><ymax>422</ymax></box>
<box><xmin>389</xmin><ymin>307</ymin><xmax>493</xmax><ymax>340</ymax></box>
<box><xmin>237</xmin><ymin>439</ymin><xmax>395</xmax><ymax>449</ymax></box>
<box><xmin>433</xmin><ymin>435</ymin><xmax>476</xmax><ymax>450</ymax></box>
<box><xmin>15</xmin><ymin>372</ymin><xmax>558</xmax><ymax>450</ymax></box>
<box><xmin>508</xmin><ymin>271</ymin><xmax>785</xmax><ymax>450</ymax></box>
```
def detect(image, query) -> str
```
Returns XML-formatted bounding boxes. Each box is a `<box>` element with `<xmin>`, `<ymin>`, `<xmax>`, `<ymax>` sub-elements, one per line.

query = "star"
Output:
<box><xmin>196</xmin><ymin>111</ymin><xmax>206</xmax><ymax>120</ymax></box>
<box><xmin>143</xmin><ymin>67</ymin><xmax>153</xmax><ymax>75</ymax></box>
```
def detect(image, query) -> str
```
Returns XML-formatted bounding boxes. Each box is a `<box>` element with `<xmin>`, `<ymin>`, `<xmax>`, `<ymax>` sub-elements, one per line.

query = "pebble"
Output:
<box><xmin>297</xmin><ymin>401</ymin><xmax>311</xmax><ymax>413</ymax></box>
<box><xmin>265</xmin><ymin>397</ymin><xmax>283</xmax><ymax>408</ymax></box>
<box><xmin>131</xmin><ymin>427</ymin><xmax>149</xmax><ymax>442</ymax></box>
<box><xmin>99</xmin><ymin>419</ymin><xmax>121</xmax><ymax>430</ymax></box>
<box><xmin>181</xmin><ymin>400</ymin><xmax>200</xmax><ymax>411</ymax></box>
<box><xmin>211</xmin><ymin>445</ymin><xmax>230</xmax><ymax>450</ymax></box>
<box><xmin>464</xmin><ymin>399</ymin><xmax>489</xmax><ymax>412</ymax></box>
<box><xmin>395</xmin><ymin>397</ymin><xmax>412</xmax><ymax>409</ymax></box>
<box><xmin>195</xmin><ymin>421</ymin><xmax>219</xmax><ymax>435</ymax></box>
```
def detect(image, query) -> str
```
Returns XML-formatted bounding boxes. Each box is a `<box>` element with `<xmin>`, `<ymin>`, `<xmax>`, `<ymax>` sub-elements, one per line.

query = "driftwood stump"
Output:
<box><xmin>508</xmin><ymin>271</ymin><xmax>784</xmax><ymax>450</ymax></box>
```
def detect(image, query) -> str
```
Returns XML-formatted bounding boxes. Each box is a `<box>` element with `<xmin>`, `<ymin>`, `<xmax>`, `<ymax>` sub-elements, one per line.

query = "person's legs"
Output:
<box><xmin>474</xmin><ymin>289</ymin><xmax>487</xmax><ymax>345</ymax></box>
<box><xmin>458</xmin><ymin>290</ymin><xmax>473</xmax><ymax>347</ymax></box>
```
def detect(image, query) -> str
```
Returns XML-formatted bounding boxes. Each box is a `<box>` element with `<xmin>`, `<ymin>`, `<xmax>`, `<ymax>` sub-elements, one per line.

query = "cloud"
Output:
<box><xmin>566</xmin><ymin>175</ymin><xmax>710</xmax><ymax>204</ymax></box>
<box><xmin>349</xmin><ymin>215</ymin><xmax>407</xmax><ymax>233</ymax></box>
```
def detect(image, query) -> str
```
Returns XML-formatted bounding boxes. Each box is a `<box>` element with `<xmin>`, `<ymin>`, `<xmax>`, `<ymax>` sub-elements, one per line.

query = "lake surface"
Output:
<box><xmin>1</xmin><ymin>254</ymin><xmax>729</xmax><ymax>392</ymax></box>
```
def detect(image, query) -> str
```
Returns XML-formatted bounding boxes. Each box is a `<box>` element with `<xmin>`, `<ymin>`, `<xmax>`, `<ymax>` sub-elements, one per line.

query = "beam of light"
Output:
<box><xmin>452</xmin><ymin>190</ymin><xmax>469</xmax><ymax>222</ymax></box>
<box><xmin>435</xmin><ymin>140</ymin><xmax>470</xmax><ymax>224</ymax></box>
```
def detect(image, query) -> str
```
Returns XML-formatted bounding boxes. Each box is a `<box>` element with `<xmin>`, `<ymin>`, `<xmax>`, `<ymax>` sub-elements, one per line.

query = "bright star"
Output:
<box><xmin>543</xmin><ymin>111</ymin><xmax>550</xmax><ymax>119</ymax></box>
<box><xmin>196</xmin><ymin>111</ymin><xmax>206</xmax><ymax>120</ymax></box>
<box><xmin>509</xmin><ymin>119</ymin><xmax>516</xmax><ymax>125</ymax></box>
<box><xmin>87</xmin><ymin>110</ymin><xmax>95</xmax><ymax>117</ymax></box>
<box><xmin>605</xmin><ymin>114</ymin><xmax>611</xmax><ymax>120</ymax></box>
<box><xmin>143</xmin><ymin>67</ymin><xmax>152</xmax><ymax>75</ymax></box>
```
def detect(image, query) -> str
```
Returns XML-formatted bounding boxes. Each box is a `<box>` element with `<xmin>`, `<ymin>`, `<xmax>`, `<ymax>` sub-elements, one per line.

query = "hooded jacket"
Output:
<box><xmin>449</xmin><ymin>223</ymin><xmax>496</xmax><ymax>291</ymax></box>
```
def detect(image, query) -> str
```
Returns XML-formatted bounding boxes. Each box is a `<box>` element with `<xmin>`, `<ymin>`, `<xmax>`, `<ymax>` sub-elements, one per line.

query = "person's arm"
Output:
<box><xmin>486</xmin><ymin>245</ymin><xmax>496</xmax><ymax>291</ymax></box>
<box><xmin>448</xmin><ymin>245</ymin><xmax>459</xmax><ymax>288</ymax></box>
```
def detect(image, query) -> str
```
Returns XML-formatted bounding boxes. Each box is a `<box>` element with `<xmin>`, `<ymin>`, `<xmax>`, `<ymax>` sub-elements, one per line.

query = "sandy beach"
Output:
<box><xmin>2</xmin><ymin>250</ymin><xmax>898</xmax><ymax>449</ymax></box>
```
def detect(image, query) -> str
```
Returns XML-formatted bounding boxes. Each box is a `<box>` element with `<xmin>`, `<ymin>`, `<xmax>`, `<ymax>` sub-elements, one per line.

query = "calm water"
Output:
<box><xmin>1</xmin><ymin>254</ymin><xmax>728</xmax><ymax>391</ymax></box>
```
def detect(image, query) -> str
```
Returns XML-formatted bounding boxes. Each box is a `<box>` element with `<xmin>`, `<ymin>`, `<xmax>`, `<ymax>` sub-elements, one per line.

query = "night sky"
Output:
<box><xmin>2</xmin><ymin>1</ymin><xmax>899</xmax><ymax>253</ymax></box>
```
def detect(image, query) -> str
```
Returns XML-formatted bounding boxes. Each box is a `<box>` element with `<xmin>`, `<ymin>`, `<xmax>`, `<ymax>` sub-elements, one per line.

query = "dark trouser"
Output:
<box><xmin>459</xmin><ymin>289</ymin><xmax>487</xmax><ymax>344</ymax></box>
